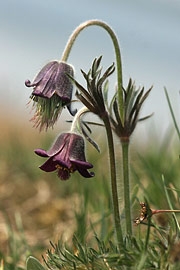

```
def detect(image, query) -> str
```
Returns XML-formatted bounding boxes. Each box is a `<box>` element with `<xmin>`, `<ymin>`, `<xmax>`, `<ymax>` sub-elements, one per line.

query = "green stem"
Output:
<box><xmin>144</xmin><ymin>216</ymin><xmax>151</xmax><ymax>251</ymax></box>
<box><xmin>70</xmin><ymin>106</ymin><xmax>89</xmax><ymax>133</ymax></box>
<box><xmin>61</xmin><ymin>20</ymin><xmax>124</xmax><ymax>124</ymax></box>
<box><xmin>121</xmin><ymin>140</ymin><xmax>132</xmax><ymax>235</ymax></box>
<box><xmin>162</xmin><ymin>175</ymin><xmax>180</xmax><ymax>235</ymax></box>
<box><xmin>102</xmin><ymin>113</ymin><xmax>124</xmax><ymax>250</ymax></box>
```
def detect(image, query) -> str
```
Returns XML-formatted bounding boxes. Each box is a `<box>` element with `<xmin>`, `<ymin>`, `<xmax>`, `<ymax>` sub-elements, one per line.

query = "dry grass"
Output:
<box><xmin>0</xmin><ymin>115</ymin><xmax>79</xmax><ymax>257</ymax></box>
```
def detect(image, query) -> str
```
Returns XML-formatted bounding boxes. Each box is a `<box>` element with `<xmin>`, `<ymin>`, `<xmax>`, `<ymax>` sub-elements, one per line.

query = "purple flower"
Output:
<box><xmin>34</xmin><ymin>133</ymin><xmax>94</xmax><ymax>180</ymax></box>
<box><xmin>25</xmin><ymin>61</ymin><xmax>75</xmax><ymax>130</ymax></box>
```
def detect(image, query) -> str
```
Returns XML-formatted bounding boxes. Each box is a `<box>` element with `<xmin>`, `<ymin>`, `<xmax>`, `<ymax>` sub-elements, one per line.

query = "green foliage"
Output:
<box><xmin>32</xmin><ymin>228</ymin><xmax>180</xmax><ymax>270</ymax></box>
<box><xmin>2</xmin><ymin>121</ymin><xmax>180</xmax><ymax>269</ymax></box>
<box><xmin>2</xmin><ymin>85</ymin><xmax>180</xmax><ymax>269</ymax></box>
<box><xmin>26</xmin><ymin>257</ymin><xmax>46</xmax><ymax>270</ymax></box>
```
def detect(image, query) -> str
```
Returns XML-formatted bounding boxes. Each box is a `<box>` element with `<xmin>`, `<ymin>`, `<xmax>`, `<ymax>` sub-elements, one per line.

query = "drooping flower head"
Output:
<box><xmin>34</xmin><ymin>133</ymin><xmax>94</xmax><ymax>180</ymax></box>
<box><xmin>25</xmin><ymin>61</ymin><xmax>75</xmax><ymax>131</ymax></box>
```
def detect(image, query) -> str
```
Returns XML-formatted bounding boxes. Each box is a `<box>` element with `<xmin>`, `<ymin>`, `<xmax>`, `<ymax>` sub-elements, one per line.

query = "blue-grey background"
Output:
<box><xmin>1</xmin><ymin>0</ymin><xmax>180</xmax><ymax>139</ymax></box>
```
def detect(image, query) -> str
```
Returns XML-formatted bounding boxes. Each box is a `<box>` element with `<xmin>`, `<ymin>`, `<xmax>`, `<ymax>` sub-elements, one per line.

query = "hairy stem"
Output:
<box><xmin>70</xmin><ymin>106</ymin><xmax>89</xmax><ymax>133</ymax></box>
<box><xmin>103</xmin><ymin>113</ymin><xmax>124</xmax><ymax>250</ymax></box>
<box><xmin>61</xmin><ymin>20</ymin><xmax>124</xmax><ymax>124</ymax></box>
<box><xmin>121</xmin><ymin>140</ymin><xmax>132</xmax><ymax>235</ymax></box>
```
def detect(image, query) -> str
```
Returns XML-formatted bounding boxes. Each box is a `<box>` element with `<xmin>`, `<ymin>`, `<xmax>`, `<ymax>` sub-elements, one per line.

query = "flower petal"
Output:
<box><xmin>68</xmin><ymin>135</ymin><xmax>87</xmax><ymax>162</ymax></box>
<box><xmin>76</xmin><ymin>166</ymin><xmax>95</xmax><ymax>178</ymax></box>
<box><xmin>32</xmin><ymin>63</ymin><xmax>58</xmax><ymax>98</ymax></box>
<box><xmin>33</xmin><ymin>61</ymin><xmax>58</xmax><ymax>85</ymax></box>
<box><xmin>47</xmin><ymin>133</ymin><xmax>70</xmax><ymax>156</ymax></box>
<box><xmin>53</xmin><ymin>156</ymin><xmax>71</xmax><ymax>168</ymax></box>
<box><xmin>71</xmin><ymin>159</ymin><xmax>93</xmax><ymax>169</ymax></box>
<box><xmin>39</xmin><ymin>157</ymin><xmax>57</xmax><ymax>172</ymax></box>
<box><xmin>34</xmin><ymin>149</ymin><xmax>49</xmax><ymax>157</ymax></box>
<box><xmin>55</xmin><ymin>62</ymin><xmax>74</xmax><ymax>101</ymax></box>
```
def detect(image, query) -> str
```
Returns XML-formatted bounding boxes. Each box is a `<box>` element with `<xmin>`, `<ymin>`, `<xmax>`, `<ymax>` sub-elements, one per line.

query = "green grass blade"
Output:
<box><xmin>162</xmin><ymin>175</ymin><xmax>180</xmax><ymax>235</ymax></box>
<box><xmin>164</xmin><ymin>87</ymin><xmax>180</xmax><ymax>140</ymax></box>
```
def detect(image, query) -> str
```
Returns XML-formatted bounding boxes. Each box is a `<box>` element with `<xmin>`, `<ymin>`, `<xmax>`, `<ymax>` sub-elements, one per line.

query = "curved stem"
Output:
<box><xmin>61</xmin><ymin>20</ymin><xmax>124</xmax><ymax>124</ymax></box>
<box><xmin>70</xmin><ymin>106</ymin><xmax>89</xmax><ymax>133</ymax></box>
<box><xmin>121</xmin><ymin>141</ymin><xmax>132</xmax><ymax>235</ymax></box>
<box><xmin>102</xmin><ymin>113</ymin><xmax>124</xmax><ymax>250</ymax></box>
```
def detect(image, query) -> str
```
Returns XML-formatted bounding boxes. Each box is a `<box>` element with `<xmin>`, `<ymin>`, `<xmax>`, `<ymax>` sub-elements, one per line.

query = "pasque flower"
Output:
<box><xmin>34</xmin><ymin>133</ymin><xmax>94</xmax><ymax>180</ymax></box>
<box><xmin>25</xmin><ymin>61</ymin><xmax>75</xmax><ymax>130</ymax></box>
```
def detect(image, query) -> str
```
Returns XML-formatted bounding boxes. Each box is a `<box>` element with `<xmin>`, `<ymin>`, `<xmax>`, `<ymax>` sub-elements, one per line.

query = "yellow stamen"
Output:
<box><xmin>56</xmin><ymin>164</ymin><xmax>62</xmax><ymax>169</ymax></box>
<box><xmin>55</xmin><ymin>164</ymin><xmax>75</xmax><ymax>174</ymax></box>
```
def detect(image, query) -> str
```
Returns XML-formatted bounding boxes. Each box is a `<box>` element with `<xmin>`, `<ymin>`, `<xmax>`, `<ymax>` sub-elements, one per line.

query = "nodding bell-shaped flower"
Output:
<box><xmin>25</xmin><ymin>61</ymin><xmax>75</xmax><ymax>131</ymax></box>
<box><xmin>34</xmin><ymin>133</ymin><xmax>94</xmax><ymax>181</ymax></box>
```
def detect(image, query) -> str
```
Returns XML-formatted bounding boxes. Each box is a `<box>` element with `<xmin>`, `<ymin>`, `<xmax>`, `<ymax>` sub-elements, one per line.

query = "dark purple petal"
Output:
<box><xmin>31</xmin><ymin>90</ymin><xmax>45</xmax><ymax>97</ymax></box>
<box><xmin>32</xmin><ymin>61</ymin><xmax>58</xmax><ymax>85</ymax></box>
<box><xmin>55</xmin><ymin>62</ymin><xmax>74</xmax><ymax>101</ymax></box>
<box><xmin>34</xmin><ymin>149</ymin><xmax>49</xmax><ymax>157</ymax></box>
<box><xmin>76</xmin><ymin>167</ymin><xmax>95</xmax><ymax>178</ymax></box>
<box><xmin>32</xmin><ymin>64</ymin><xmax>58</xmax><ymax>98</ymax></box>
<box><xmin>60</xmin><ymin>96</ymin><xmax>71</xmax><ymax>103</ymax></box>
<box><xmin>71</xmin><ymin>159</ymin><xmax>93</xmax><ymax>169</ymax></box>
<box><xmin>53</xmin><ymin>156</ymin><xmax>71</xmax><ymax>168</ymax></box>
<box><xmin>39</xmin><ymin>157</ymin><xmax>57</xmax><ymax>172</ymax></box>
<box><xmin>47</xmin><ymin>133</ymin><xmax>70</xmax><ymax>156</ymax></box>
<box><xmin>25</xmin><ymin>62</ymin><xmax>58</xmax><ymax>89</ymax></box>
<box><xmin>25</xmin><ymin>79</ymin><xmax>35</xmax><ymax>87</ymax></box>
<box><xmin>38</xmin><ymin>66</ymin><xmax>58</xmax><ymax>98</ymax></box>
<box><xmin>68</xmin><ymin>135</ymin><xmax>87</xmax><ymax>162</ymax></box>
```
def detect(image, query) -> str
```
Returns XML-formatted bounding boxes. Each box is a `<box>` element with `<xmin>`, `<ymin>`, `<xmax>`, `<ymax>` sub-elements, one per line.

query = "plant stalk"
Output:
<box><xmin>121</xmin><ymin>140</ymin><xmax>132</xmax><ymax>235</ymax></box>
<box><xmin>103</xmin><ymin>113</ymin><xmax>124</xmax><ymax>250</ymax></box>
<box><xmin>70</xmin><ymin>106</ymin><xmax>89</xmax><ymax>133</ymax></box>
<box><xmin>61</xmin><ymin>20</ymin><xmax>124</xmax><ymax>124</ymax></box>
<box><xmin>152</xmin><ymin>209</ymin><xmax>180</xmax><ymax>215</ymax></box>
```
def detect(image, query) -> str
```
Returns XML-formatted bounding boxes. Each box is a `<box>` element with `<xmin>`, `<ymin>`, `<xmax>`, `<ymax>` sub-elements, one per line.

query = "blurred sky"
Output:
<box><xmin>1</xmin><ymin>0</ymin><xmax>180</xmax><ymax>138</ymax></box>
